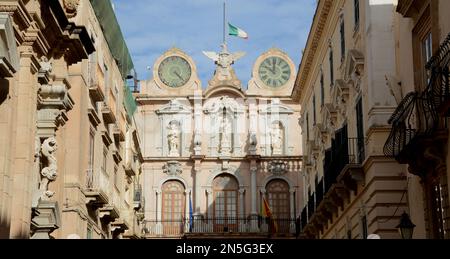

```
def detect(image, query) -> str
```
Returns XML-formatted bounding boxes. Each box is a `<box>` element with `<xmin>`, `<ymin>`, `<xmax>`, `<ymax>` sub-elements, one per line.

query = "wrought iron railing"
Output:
<box><xmin>302</xmin><ymin>136</ymin><xmax>365</xmax><ymax>228</ymax></box>
<box><xmin>384</xmin><ymin>33</ymin><xmax>450</xmax><ymax>160</ymax></box>
<box><xmin>142</xmin><ymin>217</ymin><xmax>297</xmax><ymax>237</ymax></box>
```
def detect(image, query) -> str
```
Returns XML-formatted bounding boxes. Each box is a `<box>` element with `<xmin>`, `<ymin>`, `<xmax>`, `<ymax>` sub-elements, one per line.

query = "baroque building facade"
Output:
<box><xmin>136</xmin><ymin>45</ymin><xmax>303</xmax><ymax>238</ymax></box>
<box><xmin>294</xmin><ymin>0</ymin><xmax>410</xmax><ymax>239</ymax></box>
<box><xmin>0</xmin><ymin>0</ymin><xmax>143</xmax><ymax>239</ymax></box>
<box><xmin>384</xmin><ymin>0</ymin><xmax>450</xmax><ymax>239</ymax></box>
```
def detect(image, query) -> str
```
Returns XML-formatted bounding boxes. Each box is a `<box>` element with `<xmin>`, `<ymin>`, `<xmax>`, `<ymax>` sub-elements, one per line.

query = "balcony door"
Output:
<box><xmin>267</xmin><ymin>180</ymin><xmax>291</xmax><ymax>233</ymax></box>
<box><xmin>213</xmin><ymin>174</ymin><xmax>238</xmax><ymax>232</ymax></box>
<box><xmin>162</xmin><ymin>181</ymin><xmax>185</xmax><ymax>236</ymax></box>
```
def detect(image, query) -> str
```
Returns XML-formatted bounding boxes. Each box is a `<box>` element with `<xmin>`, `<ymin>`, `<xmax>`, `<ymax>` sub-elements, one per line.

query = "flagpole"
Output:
<box><xmin>223</xmin><ymin>1</ymin><xmax>226</xmax><ymax>45</ymax></box>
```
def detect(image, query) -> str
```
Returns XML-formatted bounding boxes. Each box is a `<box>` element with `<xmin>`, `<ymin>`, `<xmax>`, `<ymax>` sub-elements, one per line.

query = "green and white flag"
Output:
<box><xmin>228</xmin><ymin>23</ymin><xmax>248</xmax><ymax>39</ymax></box>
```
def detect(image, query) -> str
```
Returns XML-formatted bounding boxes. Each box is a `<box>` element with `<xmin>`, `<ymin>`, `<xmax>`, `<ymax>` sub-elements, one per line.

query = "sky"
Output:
<box><xmin>114</xmin><ymin>0</ymin><xmax>317</xmax><ymax>89</ymax></box>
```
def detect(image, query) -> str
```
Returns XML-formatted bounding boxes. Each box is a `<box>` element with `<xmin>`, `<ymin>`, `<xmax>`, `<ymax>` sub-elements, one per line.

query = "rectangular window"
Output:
<box><xmin>340</xmin><ymin>19</ymin><xmax>346</xmax><ymax>61</ymax></box>
<box><xmin>356</xmin><ymin>98</ymin><xmax>365</xmax><ymax>163</ymax></box>
<box><xmin>102</xmin><ymin>147</ymin><xmax>107</xmax><ymax>174</ymax></box>
<box><xmin>114</xmin><ymin>165</ymin><xmax>118</xmax><ymax>189</ymax></box>
<box><xmin>329</xmin><ymin>48</ymin><xmax>334</xmax><ymax>86</ymax></box>
<box><xmin>361</xmin><ymin>216</ymin><xmax>368</xmax><ymax>239</ymax></box>
<box><xmin>412</xmin><ymin>8</ymin><xmax>431</xmax><ymax>91</ymax></box>
<box><xmin>88</xmin><ymin>129</ymin><xmax>95</xmax><ymax>169</ymax></box>
<box><xmin>306</xmin><ymin>113</ymin><xmax>310</xmax><ymax>140</ymax></box>
<box><xmin>104</xmin><ymin>64</ymin><xmax>109</xmax><ymax>96</ymax></box>
<box><xmin>320</xmin><ymin>72</ymin><xmax>325</xmax><ymax>106</ymax></box>
<box><xmin>313</xmin><ymin>95</ymin><xmax>317</xmax><ymax>126</ymax></box>
<box><xmin>354</xmin><ymin>0</ymin><xmax>360</xmax><ymax>29</ymax></box>
<box><xmin>423</xmin><ymin>32</ymin><xmax>433</xmax><ymax>84</ymax></box>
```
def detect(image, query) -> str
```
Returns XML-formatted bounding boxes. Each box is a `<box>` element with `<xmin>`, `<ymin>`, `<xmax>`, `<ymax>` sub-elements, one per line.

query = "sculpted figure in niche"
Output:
<box><xmin>219</xmin><ymin>110</ymin><xmax>232</xmax><ymax>155</ymax></box>
<box><xmin>271</xmin><ymin>122</ymin><xmax>283</xmax><ymax>156</ymax></box>
<box><xmin>168</xmin><ymin>121</ymin><xmax>180</xmax><ymax>157</ymax></box>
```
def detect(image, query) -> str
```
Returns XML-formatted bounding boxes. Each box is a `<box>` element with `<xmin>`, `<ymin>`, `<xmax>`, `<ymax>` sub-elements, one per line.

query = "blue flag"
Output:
<box><xmin>189</xmin><ymin>196</ymin><xmax>194</xmax><ymax>232</ymax></box>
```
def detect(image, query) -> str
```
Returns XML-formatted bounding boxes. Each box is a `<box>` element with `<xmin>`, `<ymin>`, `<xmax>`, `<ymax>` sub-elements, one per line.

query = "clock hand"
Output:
<box><xmin>173</xmin><ymin>71</ymin><xmax>183</xmax><ymax>81</ymax></box>
<box><xmin>263</xmin><ymin>66</ymin><xmax>276</xmax><ymax>74</ymax></box>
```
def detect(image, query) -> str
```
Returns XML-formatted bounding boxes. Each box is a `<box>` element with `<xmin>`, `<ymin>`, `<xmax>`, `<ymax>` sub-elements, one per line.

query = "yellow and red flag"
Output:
<box><xmin>261</xmin><ymin>196</ymin><xmax>278</xmax><ymax>233</ymax></box>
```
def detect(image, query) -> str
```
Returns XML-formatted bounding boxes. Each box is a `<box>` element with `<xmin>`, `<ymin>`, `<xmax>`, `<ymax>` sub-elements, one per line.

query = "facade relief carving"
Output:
<box><xmin>167</xmin><ymin>121</ymin><xmax>180</xmax><ymax>157</ymax></box>
<box><xmin>37</xmin><ymin>137</ymin><xmax>58</xmax><ymax>202</ymax></box>
<box><xmin>203</xmin><ymin>44</ymin><xmax>245</xmax><ymax>87</ymax></box>
<box><xmin>270</xmin><ymin>122</ymin><xmax>284</xmax><ymax>156</ymax></box>
<box><xmin>268</xmin><ymin>161</ymin><xmax>288</xmax><ymax>175</ymax></box>
<box><xmin>63</xmin><ymin>0</ymin><xmax>80</xmax><ymax>17</ymax></box>
<box><xmin>163</xmin><ymin>161</ymin><xmax>183</xmax><ymax>176</ymax></box>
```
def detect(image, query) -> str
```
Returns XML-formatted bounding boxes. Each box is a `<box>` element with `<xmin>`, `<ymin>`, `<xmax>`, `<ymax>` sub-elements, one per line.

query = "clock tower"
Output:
<box><xmin>136</xmin><ymin>46</ymin><xmax>303</xmax><ymax>239</ymax></box>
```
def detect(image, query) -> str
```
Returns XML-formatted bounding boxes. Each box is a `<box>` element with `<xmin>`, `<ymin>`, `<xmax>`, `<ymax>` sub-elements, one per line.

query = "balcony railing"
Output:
<box><xmin>384</xmin><ymin>33</ymin><xmax>450</xmax><ymax>164</ymax></box>
<box><xmin>142</xmin><ymin>217</ymin><xmax>297</xmax><ymax>238</ymax></box>
<box><xmin>301</xmin><ymin>136</ymin><xmax>365</xmax><ymax>236</ymax></box>
<box><xmin>85</xmin><ymin>169</ymin><xmax>109</xmax><ymax>206</ymax></box>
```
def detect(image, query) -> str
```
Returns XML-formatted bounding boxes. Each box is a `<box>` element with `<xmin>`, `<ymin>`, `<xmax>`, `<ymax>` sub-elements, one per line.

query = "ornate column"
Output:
<box><xmin>184</xmin><ymin>189</ymin><xmax>191</xmax><ymax>233</ymax></box>
<box><xmin>206</xmin><ymin>189</ymin><xmax>213</xmax><ymax>233</ymax></box>
<box><xmin>250</xmin><ymin>167</ymin><xmax>258</xmax><ymax>214</ymax></box>
<box><xmin>31</xmin><ymin>56</ymin><xmax>73</xmax><ymax>239</ymax></box>
<box><xmin>290</xmin><ymin>189</ymin><xmax>296</xmax><ymax>234</ymax></box>
<box><xmin>250</xmin><ymin>166</ymin><xmax>259</xmax><ymax>232</ymax></box>
<box><xmin>155</xmin><ymin>190</ymin><xmax>162</xmax><ymax>234</ymax></box>
<box><xmin>239</xmin><ymin>189</ymin><xmax>246</xmax><ymax>232</ymax></box>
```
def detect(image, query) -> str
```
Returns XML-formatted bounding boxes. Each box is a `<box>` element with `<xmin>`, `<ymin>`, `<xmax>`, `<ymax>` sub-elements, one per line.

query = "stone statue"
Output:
<box><xmin>168</xmin><ymin>122</ymin><xmax>180</xmax><ymax>157</ymax></box>
<box><xmin>219</xmin><ymin>114</ymin><xmax>232</xmax><ymax>155</ymax></box>
<box><xmin>39</xmin><ymin>137</ymin><xmax>58</xmax><ymax>200</ymax></box>
<box><xmin>271</xmin><ymin>123</ymin><xmax>283</xmax><ymax>155</ymax></box>
<box><xmin>203</xmin><ymin>44</ymin><xmax>246</xmax><ymax>81</ymax></box>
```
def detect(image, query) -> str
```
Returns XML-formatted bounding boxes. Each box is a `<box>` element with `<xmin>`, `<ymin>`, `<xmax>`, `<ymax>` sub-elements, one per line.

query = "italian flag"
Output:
<box><xmin>228</xmin><ymin>23</ymin><xmax>248</xmax><ymax>39</ymax></box>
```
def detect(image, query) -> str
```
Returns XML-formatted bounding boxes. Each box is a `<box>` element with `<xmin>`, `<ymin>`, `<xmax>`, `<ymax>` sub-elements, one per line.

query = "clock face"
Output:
<box><xmin>158</xmin><ymin>56</ymin><xmax>192</xmax><ymax>88</ymax></box>
<box><xmin>258</xmin><ymin>57</ymin><xmax>291</xmax><ymax>88</ymax></box>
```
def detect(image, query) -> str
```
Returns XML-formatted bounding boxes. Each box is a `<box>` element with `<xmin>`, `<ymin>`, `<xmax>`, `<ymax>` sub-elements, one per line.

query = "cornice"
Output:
<box><xmin>293</xmin><ymin>0</ymin><xmax>333</xmax><ymax>102</ymax></box>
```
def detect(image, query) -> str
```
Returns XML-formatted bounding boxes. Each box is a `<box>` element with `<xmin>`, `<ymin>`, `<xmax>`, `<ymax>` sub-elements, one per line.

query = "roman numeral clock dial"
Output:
<box><xmin>258</xmin><ymin>57</ymin><xmax>291</xmax><ymax>88</ymax></box>
<box><xmin>158</xmin><ymin>56</ymin><xmax>192</xmax><ymax>88</ymax></box>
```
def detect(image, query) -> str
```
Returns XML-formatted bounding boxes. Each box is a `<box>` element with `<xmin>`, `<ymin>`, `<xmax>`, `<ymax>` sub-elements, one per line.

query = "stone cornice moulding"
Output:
<box><xmin>293</xmin><ymin>0</ymin><xmax>333</xmax><ymax>102</ymax></box>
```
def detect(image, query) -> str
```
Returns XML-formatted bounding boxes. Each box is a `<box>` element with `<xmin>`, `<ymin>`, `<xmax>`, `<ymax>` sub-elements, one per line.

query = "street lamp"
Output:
<box><xmin>396</xmin><ymin>212</ymin><xmax>416</xmax><ymax>239</ymax></box>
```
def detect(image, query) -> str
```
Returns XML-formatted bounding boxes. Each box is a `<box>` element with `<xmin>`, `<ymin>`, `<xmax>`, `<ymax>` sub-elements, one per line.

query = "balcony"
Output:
<box><xmin>112</xmin><ymin>123</ymin><xmax>125</xmax><ymax>143</ymax></box>
<box><xmin>384</xmin><ymin>33</ymin><xmax>450</xmax><ymax>177</ymax></box>
<box><xmin>112</xmin><ymin>145</ymin><xmax>123</xmax><ymax>164</ymax></box>
<box><xmin>101</xmin><ymin>127</ymin><xmax>113</xmax><ymax>147</ymax></box>
<box><xmin>301</xmin><ymin>132</ymin><xmax>366</xmax><ymax>238</ymax></box>
<box><xmin>100</xmin><ymin>189</ymin><xmax>121</xmax><ymax>223</ymax></box>
<box><xmin>84</xmin><ymin>169</ymin><xmax>109</xmax><ymax>207</ymax></box>
<box><xmin>142</xmin><ymin>217</ymin><xmax>298</xmax><ymax>239</ymax></box>
<box><xmin>101</xmin><ymin>101</ymin><xmax>116</xmax><ymax>124</ymax></box>
<box><xmin>87</xmin><ymin>101</ymin><xmax>101</xmax><ymax>127</ymax></box>
<box><xmin>88</xmin><ymin>81</ymin><xmax>105</xmax><ymax>103</ymax></box>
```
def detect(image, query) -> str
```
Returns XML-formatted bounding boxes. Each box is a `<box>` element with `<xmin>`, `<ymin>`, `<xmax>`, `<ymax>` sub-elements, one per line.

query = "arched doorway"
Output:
<box><xmin>213</xmin><ymin>174</ymin><xmax>239</xmax><ymax>232</ymax></box>
<box><xmin>162</xmin><ymin>180</ymin><xmax>185</xmax><ymax>235</ymax></box>
<box><xmin>266</xmin><ymin>179</ymin><xmax>291</xmax><ymax>233</ymax></box>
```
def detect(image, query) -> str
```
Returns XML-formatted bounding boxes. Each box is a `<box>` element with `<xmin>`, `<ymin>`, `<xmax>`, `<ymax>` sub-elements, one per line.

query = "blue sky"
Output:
<box><xmin>114</xmin><ymin>0</ymin><xmax>316</xmax><ymax>88</ymax></box>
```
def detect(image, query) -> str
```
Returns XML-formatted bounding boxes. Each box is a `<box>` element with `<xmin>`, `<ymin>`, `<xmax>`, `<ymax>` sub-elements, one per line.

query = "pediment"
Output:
<box><xmin>344</xmin><ymin>49</ymin><xmax>364</xmax><ymax>84</ymax></box>
<box><xmin>156</xmin><ymin>99</ymin><xmax>191</xmax><ymax>115</ymax></box>
<box><xmin>203</xmin><ymin>96</ymin><xmax>244</xmax><ymax>114</ymax></box>
<box><xmin>259</xmin><ymin>100</ymin><xmax>294</xmax><ymax>114</ymax></box>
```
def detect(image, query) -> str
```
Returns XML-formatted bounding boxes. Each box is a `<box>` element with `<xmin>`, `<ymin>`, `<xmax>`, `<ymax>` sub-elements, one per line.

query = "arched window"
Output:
<box><xmin>267</xmin><ymin>179</ymin><xmax>290</xmax><ymax>220</ymax></box>
<box><xmin>267</xmin><ymin>179</ymin><xmax>291</xmax><ymax>233</ymax></box>
<box><xmin>162</xmin><ymin>181</ymin><xmax>185</xmax><ymax>235</ymax></box>
<box><xmin>213</xmin><ymin>174</ymin><xmax>238</xmax><ymax>232</ymax></box>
